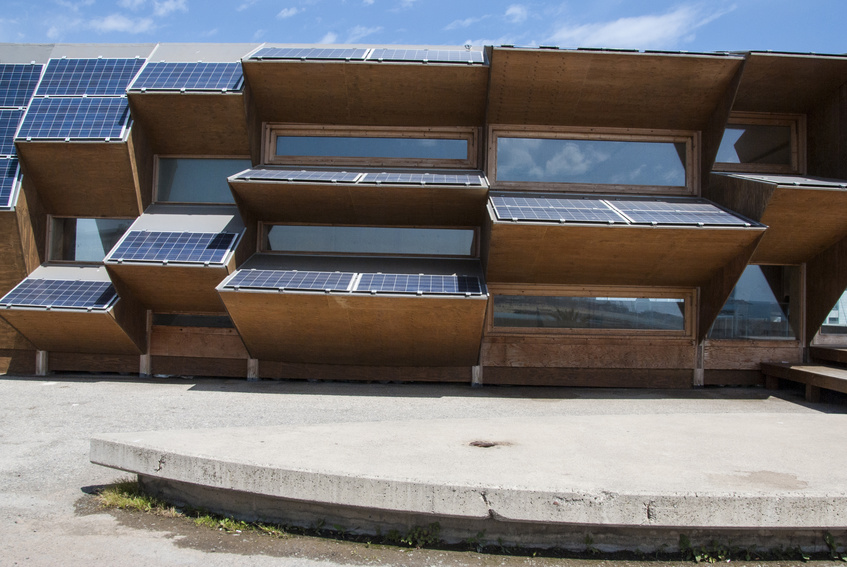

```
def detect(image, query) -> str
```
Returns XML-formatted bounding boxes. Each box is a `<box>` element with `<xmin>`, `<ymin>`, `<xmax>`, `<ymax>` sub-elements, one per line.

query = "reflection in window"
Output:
<box><xmin>495</xmin><ymin>138</ymin><xmax>686</xmax><ymax>186</ymax></box>
<box><xmin>264</xmin><ymin>225</ymin><xmax>476</xmax><ymax>257</ymax></box>
<box><xmin>493</xmin><ymin>296</ymin><xmax>685</xmax><ymax>331</ymax></box>
<box><xmin>156</xmin><ymin>158</ymin><xmax>250</xmax><ymax>203</ymax></box>
<box><xmin>50</xmin><ymin>218</ymin><xmax>132</xmax><ymax>262</ymax></box>
<box><xmin>275</xmin><ymin>136</ymin><xmax>467</xmax><ymax>160</ymax></box>
<box><xmin>708</xmin><ymin>266</ymin><xmax>796</xmax><ymax>340</ymax></box>
<box><xmin>716</xmin><ymin>125</ymin><xmax>791</xmax><ymax>165</ymax></box>
<box><xmin>822</xmin><ymin>290</ymin><xmax>847</xmax><ymax>335</ymax></box>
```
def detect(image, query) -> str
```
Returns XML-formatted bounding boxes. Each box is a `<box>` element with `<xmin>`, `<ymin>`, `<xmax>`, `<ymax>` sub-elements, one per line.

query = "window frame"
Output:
<box><xmin>46</xmin><ymin>215</ymin><xmax>135</xmax><ymax>265</ymax></box>
<box><xmin>152</xmin><ymin>154</ymin><xmax>252</xmax><ymax>205</ymax></box>
<box><xmin>712</xmin><ymin>112</ymin><xmax>805</xmax><ymax>174</ymax></box>
<box><xmin>263</xmin><ymin>124</ymin><xmax>480</xmax><ymax>169</ymax></box>
<box><xmin>487</xmin><ymin>125</ymin><xmax>699</xmax><ymax>196</ymax></box>
<box><xmin>486</xmin><ymin>284</ymin><xmax>695</xmax><ymax>338</ymax></box>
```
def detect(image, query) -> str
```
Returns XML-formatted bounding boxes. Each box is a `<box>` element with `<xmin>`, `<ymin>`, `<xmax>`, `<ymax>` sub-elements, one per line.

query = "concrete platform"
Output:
<box><xmin>91</xmin><ymin>406</ymin><xmax>847</xmax><ymax>551</ymax></box>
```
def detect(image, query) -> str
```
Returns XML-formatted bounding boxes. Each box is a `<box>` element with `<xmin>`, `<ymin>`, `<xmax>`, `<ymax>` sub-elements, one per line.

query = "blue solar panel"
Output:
<box><xmin>0</xmin><ymin>158</ymin><xmax>20</xmax><ymax>208</ymax></box>
<box><xmin>234</xmin><ymin>168</ymin><xmax>361</xmax><ymax>183</ymax></box>
<box><xmin>224</xmin><ymin>269</ymin><xmax>355</xmax><ymax>291</ymax></box>
<box><xmin>491</xmin><ymin>195</ymin><xmax>627</xmax><ymax>223</ymax></box>
<box><xmin>130</xmin><ymin>62</ymin><xmax>244</xmax><ymax>92</ymax></box>
<box><xmin>0</xmin><ymin>279</ymin><xmax>117</xmax><ymax>310</ymax></box>
<box><xmin>108</xmin><ymin>231</ymin><xmax>238</xmax><ymax>264</ymax></box>
<box><xmin>0</xmin><ymin>64</ymin><xmax>43</xmax><ymax>107</ymax></box>
<box><xmin>356</xmin><ymin>273</ymin><xmax>483</xmax><ymax>295</ymax></box>
<box><xmin>250</xmin><ymin>47</ymin><xmax>368</xmax><ymax>60</ymax></box>
<box><xmin>368</xmin><ymin>49</ymin><xmax>485</xmax><ymax>64</ymax></box>
<box><xmin>0</xmin><ymin>109</ymin><xmax>24</xmax><ymax>155</ymax></box>
<box><xmin>608</xmin><ymin>199</ymin><xmax>753</xmax><ymax>226</ymax></box>
<box><xmin>360</xmin><ymin>172</ymin><xmax>486</xmax><ymax>186</ymax></box>
<box><xmin>17</xmin><ymin>97</ymin><xmax>130</xmax><ymax>140</ymax></box>
<box><xmin>35</xmin><ymin>58</ymin><xmax>145</xmax><ymax>96</ymax></box>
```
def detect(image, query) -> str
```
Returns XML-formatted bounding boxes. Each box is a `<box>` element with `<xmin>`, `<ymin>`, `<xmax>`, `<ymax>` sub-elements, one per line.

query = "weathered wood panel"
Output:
<box><xmin>703</xmin><ymin>370</ymin><xmax>764</xmax><ymax>386</ymax></box>
<box><xmin>0</xmin><ymin>309</ymin><xmax>143</xmax><ymax>355</ymax></box>
<box><xmin>807</xmin><ymin>82</ymin><xmax>847</xmax><ymax>179</ymax></box>
<box><xmin>0</xmin><ymin>349</ymin><xmax>36</xmax><ymax>375</ymax></box>
<box><xmin>151</xmin><ymin>356</ymin><xmax>247</xmax><ymax>377</ymax></box>
<box><xmin>810</xmin><ymin>346</ymin><xmax>847</xmax><ymax>365</ymax></box>
<box><xmin>127</xmin><ymin>121</ymin><xmax>154</xmax><ymax>212</ymax></box>
<box><xmin>150</xmin><ymin>326</ymin><xmax>248</xmax><ymax>359</ymax></box>
<box><xmin>107</xmin><ymin>264</ymin><xmax>232</xmax><ymax>313</ymax></box>
<box><xmin>703</xmin><ymin>340</ymin><xmax>802</xmax><ymax>370</ymax></box>
<box><xmin>259</xmin><ymin>361</ymin><xmax>470</xmax><ymax>382</ymax></box>
<box><xmin>482</xmin><ymin>367</ymin><xmax>692</xmax><ymax>388</ymax></box>
<box><xmin>701</xmin><ymin>61</ymin><xmax>745</xmax><ymax>188</ymax></box>
<box><xmin>806</xmin><ymin>235</ymin><xmax>847</xmax><ymax>344</ymax></box>
<box><xmin>49</xmin><ymin>352</ymin><xmax>139</xmax><ymax>373</ymax></box>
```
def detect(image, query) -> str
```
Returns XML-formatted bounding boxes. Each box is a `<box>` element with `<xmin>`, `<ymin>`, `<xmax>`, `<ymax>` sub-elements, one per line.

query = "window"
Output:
<box><xmin>488</xmin><ymin>285</ymin><xmax>693</xmax><ymax>337</ymax></box>
<box><xmin>489</xmin><ymin>127</ymin><xmax>695</xmax><ymax>195</ymax></box>
<box><xmin>156</xmin><ymin>157</ymin><xmax>251</xmax><ymax>203</ymax></box>
<box><xmin>263</xmin><ymin>225</ymin><xmax>477</xmax><ymax>257</ymax></box>
<box><xmin>265</xmin><ymin>125</ymin><xmax>479</xmax><ymax>168</ymax></box>
<box><xmin>822</xmin><ymin>290</ymin><xmax>847</xmax><ymax>336</ymax></box>
<box><xmin>49</xmin><ymin>217</ymin><xmax>133</xmax><ymax>262</ymax></box>
<box><xmin>714</xmin><ymin>113</ymin><xmax>803</xmax><ymax>173</ymax></box>
<box><xmin>153</xmin><ymin>313</ymin><xmax>235</xmax><ymax>328</ymax></box>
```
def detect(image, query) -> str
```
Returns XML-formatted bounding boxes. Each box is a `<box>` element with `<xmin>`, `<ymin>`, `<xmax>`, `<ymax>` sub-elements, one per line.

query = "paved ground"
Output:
<box><xmin>2</xmin><ymin>374</ymin><xmax>847</xmax><ymax>566</ymax></box>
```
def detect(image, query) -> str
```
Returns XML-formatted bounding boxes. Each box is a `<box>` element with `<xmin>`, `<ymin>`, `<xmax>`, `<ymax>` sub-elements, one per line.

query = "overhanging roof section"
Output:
<box><xmin>228</xmin><ymin>167</ymin><xmax>489</xmax><ymax>225</ymax></box>
<box><xmin>241</xmin><ymin>44</ymin><xmax>489</xmax><ymax>127</ymax></box>
<box><xmin>733</xmin><ymin>52</ymin><xmax>847</xmax><ymax>113</ymax></box>
<box><xmin>487</xmin><ymin>48</ymin><xmax>744</xmax><ymax>129</ymax></box>
<box><xmin>707</xmin><ymin>173</ymin><xmax>847</xmax><ymax>264</ymax></box>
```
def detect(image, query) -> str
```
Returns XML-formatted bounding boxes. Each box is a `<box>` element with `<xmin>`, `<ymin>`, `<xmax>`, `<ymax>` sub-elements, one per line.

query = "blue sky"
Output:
<box><xmin>0</xmin><ymin>0</ymin><xmax>844</xmax><ymax>54</ymax></box>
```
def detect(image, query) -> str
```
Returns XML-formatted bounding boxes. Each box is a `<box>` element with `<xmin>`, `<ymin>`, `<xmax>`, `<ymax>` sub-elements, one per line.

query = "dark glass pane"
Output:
<box><xmin>496</xmin><ymin>138</ymin><xmax>686</xmax><ymax>186</ymax></box>
<box><xmin>153</xmin><ymin>314</ymin><xmax>234</xmax><ymax>328</ymax></box>
<box><xmin>275</xmin><ymin>136</ymin><xmax>467</xmax><ymax>160</ymax></box>
<box><xmin>716</xmin><ymin>125</ymin><xmax>791</xmax><ymax>165</ymax></box>
<box><xmin>708</xmin><ymin>266</ymin><xmax>796</xmax><ymax>340</ymax></box>
<box><xmin>264</xmin><ymin>225</ymin><xmax>475</xmax><ymax>256</ymax></box>
<box><xmin>157</xmin><ymin>158</ymin><xmax>250</xmax><ymax>203</ymax></box>
<box><xmin>50</xmin><ymin>218</ymin><xmax>132</xmax><ymax>262</ymax></box>
<box><xmin>493</xmin><ymin>296</ymin><xmax>685</xmax><ymax>330</ymax></box>
<box><xmin>821</xmin><ymin>290</ymin><xmax>847</xmax><ymax>336</ymax></box>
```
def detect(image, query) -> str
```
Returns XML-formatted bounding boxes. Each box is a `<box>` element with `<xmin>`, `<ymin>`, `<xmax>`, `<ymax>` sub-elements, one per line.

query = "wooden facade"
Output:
<box><xmin>0</xmin><ymin>43</ymin><xmax>844</xmax><ymax>388</ymax></box>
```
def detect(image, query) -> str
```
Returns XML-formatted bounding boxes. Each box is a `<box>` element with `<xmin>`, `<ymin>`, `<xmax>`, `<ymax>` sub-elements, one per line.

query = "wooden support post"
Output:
<box><xmin>139</xmin><ymin>310</ymin><xmax>153</xmax><ymax>376</ymax></box>
<box><xmin>471</xmin><ymin>365</ymin><xmax>482</xmax><ymax>387</ymax></box>
<box><xmin>805</xmin><ymin>384</ymin><xmax>821</xmax><ymax>403</ymax></box>
<box><xmin>35</xmin><ymin>350</ymin><xmax>48</xmax><ymax>376</ymax></box>
<box><xmin>247</xmin><ymin>358</ymin><xmax>259</xmax><ymax>381</ymax></box>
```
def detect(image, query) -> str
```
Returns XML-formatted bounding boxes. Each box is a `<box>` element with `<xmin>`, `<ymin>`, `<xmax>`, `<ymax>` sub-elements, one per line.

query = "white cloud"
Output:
<box><xmin>505</xmin><ymin>4</ymin><xmax>527</xmax><ymax>24</ymax></box>
<box><xmin>547</xmin><ymin>4</ymin><xmax>733</xmax><ymax>50</ymax></box>
<box><xmin>237</xmin><ymin>0</ymin><xmax>259</xmax><ymax>11</ymax></box>
<box><xmin>118</xmin><ymin>0</ymin><xmax>147</xmax><ymax>10</ymax></box>
<box><xmin>319</xmin><ymin>31</ymin><xmax>338</xmax><ymax>43</ymax></box>
<box><xmin>89</xmin><ymin>13</ymin><xmax>156</xmax><ymax>33</ymax></box>
<box><xmin>56</xmin><ymin>0</ymin><xmax>96</xmax><ymax>11</ymax></box>
<box><xmin>363</xmin><ymin>0</ymin><xmax>374</xmax><ymax>4</ymax></box>
<box><xmin>152</xmin><ymin>0</ymin><xmax>188</xmax><ymax>17</ymax></box>
<box><xmin>346</xmin><ymin>25</ymin><xmax>381</xmax><ymax>42</ymax></box>
<box><xmin>252</xmin><ymin>28</ymin><xmax>266</xmax><ymax>40</ymax></box>
<box><xmin>277</xmin><ymin>7</ymin><xmax>300</xmax><ymax>18</ymax></box>
<box><xmin>444</xmin><ymin>16</ymin><xmax>486</xmax><ymax>31</ymax></box>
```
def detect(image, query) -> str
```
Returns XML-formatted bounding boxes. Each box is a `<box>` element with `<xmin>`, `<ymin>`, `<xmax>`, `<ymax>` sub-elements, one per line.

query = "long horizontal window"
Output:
<box><xmin>156</xmin><ymin>158</ymin><xmax>251</xmax><ymax>203</ymax></box>
<box><xmin>49</xmin><ymin>218</ymin><xmax>133</xmax><ymax>262</ymax></box>
<box><xmin>263</xmin><ymin>225</ymin><xmax>476</xmax><ymax>257</ymax></box>
<box><xmin>276</xmin><ymin>137</ymin><xmax>467</xmax><ymax>160</ymax></box>
<box><xmin>713</xmin><ymin>113</ymin><xmax>801</xmax><ymax>174</ymax></box>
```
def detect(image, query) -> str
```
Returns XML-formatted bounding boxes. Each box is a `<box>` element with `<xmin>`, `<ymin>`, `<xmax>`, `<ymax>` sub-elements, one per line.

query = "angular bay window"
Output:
<box><xmin>821</xmin><ymin>290</ymin><xmax>847</xmax><ymax>336</ymax></box>
<box><xmin>156</xmin><ymin>157</ymin><xmax>251</xmax><ymax>203</ymax></box>
<box><xmin>714</xmin><ymin>113</ymin><xmax>802</xmax><ymax>173</ymax></box>
<box><xmin>49</xmin><ymin>218</ymin><xmax>133</xmax><ymax>262</ymax></box>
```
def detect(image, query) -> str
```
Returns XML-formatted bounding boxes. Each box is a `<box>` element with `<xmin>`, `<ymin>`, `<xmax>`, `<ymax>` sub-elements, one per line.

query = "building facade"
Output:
<box><xmin>0</xmin><ymin>43</ymin><xmax>845</xmax><ymax>387</ymax></box>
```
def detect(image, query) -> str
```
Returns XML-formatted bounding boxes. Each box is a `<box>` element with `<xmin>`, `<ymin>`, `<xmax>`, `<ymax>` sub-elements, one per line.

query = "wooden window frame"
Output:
<box><xmin>264</xmin><ymin>124</ymin><xmax>480</xmax><ymax>169</ymax></box>
<box><xmin>486</xmin><ymin>284</ymin><xmax>695</xmax><ymax>338</ymax></box>
<box><xmin>712</xmin><ymin>112</ymin><xmax>806</xmax><ymax>174</ymax></box>
<box><xmin>46</xmin><ymin>215</ymin><xmax>135</xmax><ymax>265</ymax></box>
<box><xmin>153</xmin><ymin>154</ymin><xmax>251</xmax><ymax>205</ymax></box>
<box><xmin>487</xmin><ymin>125</ymin><xmax>699</xmax><ymax>196</ymax></box>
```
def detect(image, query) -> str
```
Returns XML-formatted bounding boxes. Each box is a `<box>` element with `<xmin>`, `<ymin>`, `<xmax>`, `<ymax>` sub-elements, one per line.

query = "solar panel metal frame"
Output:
<box><xmin>249</xmin><ymin>47</ymin><xmax>368</xmax><ymax>61</ymax></box>
<box><xmin>233</xmin><ymin>168</ymin><xmax>362</xmax><ymax>183</ymax></box>
<box><xmin>128</xmin><ymin>61</ymin><xmax>244</xmax><ymax>92</ymax></box>
<box><xmin>16</xmin><ymin>97</ymin><xmax>131</xmax><ymax>141</ymax></box>
<box><xmin>106</xmin><ymin>231</ymin><xmax>240</xmax><ymax>265</ymax></box>
<box><xmin>223</xmin><ymin>269</ymin><xmax>356</xmax><ymax>292</ymax></box>
<box><xmin>0</xmin><ymin>158</ymin><xmax>21</xmax><ymax>209</ymax></box>
<box><xmin>359</xmin><ymin>172</ymin><xmax>486</xmax><ymax>186</ymax></box>
<box><xmin>607</xmin><ymin>199</ymin><xmax>754</xmax><ymax>227</ymax></box>
<box><xmin>0</xmin><ymin>278</ymin><xmax>118</xmax><ymax>310</ymax></box>
<box><xmin>355</xmin><ymin>273</ymin><xmax>484</xmax><ymax>295</ymax></box>
<box><xmin>35</xmin><ymin>58</ymin><xmax>145</xmax><ymax>96</ymax></box>
<box><xmin>0</xmin><ymin>109</ymin><xmax>24</xmax><ymax>156</ymax></box>
<box><xmin>0</xmin><ymin>64</ymin><xmax>43</xmax><ymax>108</ymax></box>
<box><xmin>367</xmin><ymin>48</ymin><xmax>485</xmax><ymax>64</ymax></box>
<box><xmin>490</xmin><ymin>195</ymin><xmax>628</xmax><ymax>224</ymax></box>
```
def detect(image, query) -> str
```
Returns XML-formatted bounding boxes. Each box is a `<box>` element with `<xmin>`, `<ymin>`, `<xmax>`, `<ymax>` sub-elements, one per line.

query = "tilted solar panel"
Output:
<box><xmin>130</xmin><ymin>62</ymin><xmax>244</xmax><ymax>91</ymax></box>
<box><xmin>224</xmin><ymin>269</ymin><xmax>355</xmax><ymax>291</ymax></box>
<box><xmin>0</xmin><ymin>279</ymin><xmax>117</xmax><ymax>310</ymax></box>
<box><xmin>0</xmin><ymin>64</ymin><xmax>43</xmax><ymax>108</ymax></box>
<box><xmin>356</xmin><ymin>273</ymin><xmax>483</xmax><ymax>295</ymax></box>
<box><xmin>0</xmin><ymin>158</ymin><xmax>20</xmax><ymax>208</ymax></box>
<box><xmin>17</xmin><ymin>97</ymin><xmax>130</xmax><ymax>140</ymax></box>
<box><xmin>368</xmin><ymin>49</ymin><xmax>485</xmax><ymax>64</ymax></box>
<box><xmin>250</xmin><ymin>47</ymin><xmax>368</xmax><ymax>60</ymax></box>
<box><xmin>234</xmin><ymin>168</ymin><xmax>361</xmax><ymax>183</ymax></box>
<box><xmin>36</xmin><ymin>58</ymin><xmax>145</xmax><ymax>96</ymax></box>
<box><xmin>609</xmin><ymin>199</ymin><xmax>753</xmax><ymax>226</ymax></box>
<box><xmin>360</xmin><ymin>172</ymin><xmax>486</xmax><ymax>186</ymax></box>
<box><xmin>0</xmin><ymin>109</ymin><xmax>24</xmax><ymax>155</ymax></box>
<box><xmin>490</xmin><ymin>195</ymin><xmax>627</xmax><ymax>223</ymax></box>
<box><xmin>108</xmin><ymin>231</ymin><xmax>238</xmax><ymax>264</ymax></box>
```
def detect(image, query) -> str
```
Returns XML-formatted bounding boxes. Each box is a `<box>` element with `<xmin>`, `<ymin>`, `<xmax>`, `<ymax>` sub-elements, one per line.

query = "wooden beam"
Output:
<box><xmin>807</xmin><ymin>82</ymin><xmax>847</xmax><ymax>180</ymax></box>
<box><xmin>700</xmin><ymin>59</ymin><xmax>745</xmax><ymax>191</ymax></box>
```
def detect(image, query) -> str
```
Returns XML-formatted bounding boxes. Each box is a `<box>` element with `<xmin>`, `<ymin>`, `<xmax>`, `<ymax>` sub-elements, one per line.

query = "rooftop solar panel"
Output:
<box><xmin>108</xmin><ymin>231</ymin><xmax>238</xmax><ymax>264</ymax></box>
<box><xmin>234</xmin><ymin>168</ymin><xmax>361</xmax><ymax>183</ymax></box>
<box><xmin>129</xmin><ymin>62</ymin><xmax>244</xmax><ymax>92</ymax></box>
<box><xmin>17</xmin><ymin>97</ymin><xmax>130</xmax><ymax>140</ymax></box>
<box><xmin>250</xmin><ymin>47</ymin><xmax>368</xmax><ymax>60</ymax></box>
<box><xmin>35</xmin><ymin>58</ymin><xmax>145</xmax><ymax>96</ymax></box>
<box><xmin>0</xmin><ymin>64</ymin><xmax>43</xmax><ymax>108</ymax></box>
<box><xmin>356</xmin><ymin>273</ymin><xmax>483</xmax><ymax>295</ymax></box>
<box><xmin>0</xmin><ymin>158</ymin><xmax>20</xmax><ymax>208</ymax></box>
<box><xmin>0</xmin><ymin>279</ymin><xmax>117</xmax><ymax>310</ymax></box>
<box><xmin>0</xmin><ymin>109</ymin><xmax>24</xmax><ymax>155</ymax></box>
<box><xmin>609</xmin><ymin>199</ymin><xmax>753</xmax><ymax>226</ymax></box>
<box><xmin>360</xmin><ymin>172</ymin><xmax>486</xmax><ymax>186</ymax></box>
<box><xmin>490</xmin><ymin>195</ymin><xmax>627</xmax><ymax>223</ymax></box>
<box><xmin>224</xmin><ymin>269</ymin><xmax>355</xmax><ymax>291</ymax></box>
<box><xmin>368</xmin><ymin>49</ymin><xmax>485</xmax><ymax>64</ymax></box>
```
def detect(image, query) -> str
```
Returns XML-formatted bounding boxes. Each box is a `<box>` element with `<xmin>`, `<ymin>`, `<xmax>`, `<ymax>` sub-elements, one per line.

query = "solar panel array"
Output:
<box><xmin>0</xmin><ymin>158</ymin><xmax>20</xmax><ymax>208</ymax></box>
<box><xmin>0</xmin><ymin>279</ymin><xmax>117</xmax><ymax>310</ymax></box>
<box><xmin>0</xmin><ymin>64</ymin><xmax>43</xmax><ymax>108</ymax></box>
<box><xmin>234</xmin><ymin>168</ymin><xmax>361</xmax><ymax>183</ymax></box>
<box><xmin>17</xmin><ymin>97</ymin><xmax>130</xmax><ymax>140</ymax></box>
<box><xmin>223</xmin><ymin>269</ymin><xmax>485</xmax><ymax>296</ymax></box>
<box><xmin>129</xmin><ymin>62</ymin><xmax>244</xmax><ymax>92</ymax></box>
<box><xmin>251</xmin><ymin>47</ymin><xmax>369</xmax><ymax>60</ymax></box>
<box><xmin>360</xmin><ymin>172</ymin><xmax>485</xmax><ymax>186</ymax></box>
<box><xmin>0</xmin><ymin>64</ymin><xmax>42</xmax><ymax>208</ymax></box>
<box><xmin>369</xmin><ymin>49</ymin><xmax>485</xmax><ymax>64</ymax></box>
<box><xmin>491</xmin><ymin>194</ymin><xmax>754</xmax><ymax>227</ymax></box>
<box><xmin>233</xmin><ymin>167</ymin><xmax>488</xmax><ymax>187</ymax></box>
<box><xmin>35</xmin><ymin>58</ymin><xmax>145</xmax><ymax>96</ymax></box>
<box><xmin>249</xmin><ymin>47</ymin><xmax>486</xmax><ymax>64</ymax></box>
<box><xmin>107</xmin><ymin>231</ymin><xmax>238</xmax><ymax>264</ymax></box>
<box><xmin>0</xmin><ymin>109</ymin><xmax>24</xmax><ymax>155</ymax></box>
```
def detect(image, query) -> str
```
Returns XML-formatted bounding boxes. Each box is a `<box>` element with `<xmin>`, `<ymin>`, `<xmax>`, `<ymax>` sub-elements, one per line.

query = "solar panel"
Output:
<box><xmin>250</xmin><ymin>47</ymin><xmax>368</xmax><ymax>61</ymax></box>
<box><xmin>490</xmin><ymin>195</ymin><xmax>627</xmax><ymax>223</ymax></box>
<box><xmin>356</xmin><ymin>273</ymin><xmax>483</xmax><ymax>295</ymax></box>
<box><xmin>234</xmin><ymin>168</ymin><xmax>361</xmax><ymax>183</ymax></box>
<box><xmin>17</xmin><ymin>97</ymin><xmax>130</xmax><ymax>140</ymax></box>
<box><xmin>0</xmin><ymin>279</ymin><xmax>117</xmax><ymax>310</ymax></box>
<box><xmin>0</xmin><ymin>64</ymin><xmax>43</xmax><ymax>107</ymax></box>
<box><xmin>360</xmin><ymin>172</ymin><xmax>486</xmax><ymax>186</ymax></box>
<box><xmin>0</xmin><ymin>158</ymin><xmax>20</xmax><ymax>208</ymax></box>
<box><xmin>35</xmin><ymin>58</ymin><xmax>145</xmax><ymax>96</ymax></box>
<box><xmin>609</xmin><ymin>199</ymin><xmax>753</xmax><ymax>226</ymax></box>
<box><xmin>368</xmin><ymin>49</ymin><xmax>485</xmax><ymax>64</ymax></box>
<box><xmin>108</xmin><ymin>231</ymin><xmax>238</xmax><ymax>264</ymax></box>
<box><xmin>129</xmin><ymin>62</ymin><xmax>244</xmax><ymax>92</ymax></box>
<box><xmin>224</xmin><ymin>269</ymin><xmax>355</xmax><ymax>291</ymax></box>
<box><xmin>0</xmin><ymin>109</ymin><xmax>24</xmax><ymax>155</ymax></box>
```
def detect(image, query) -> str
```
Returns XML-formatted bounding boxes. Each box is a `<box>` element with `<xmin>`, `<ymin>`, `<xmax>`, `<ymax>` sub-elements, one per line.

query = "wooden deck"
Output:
<box><xmin>761</xmin><ymin>361</ymin><xmax>847</xmax><ymax>402</ymax></box>
<box><xmin>809</xmin><ymin>346</ymin><xmax>847</xmax><ymax>365</ymax></box>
